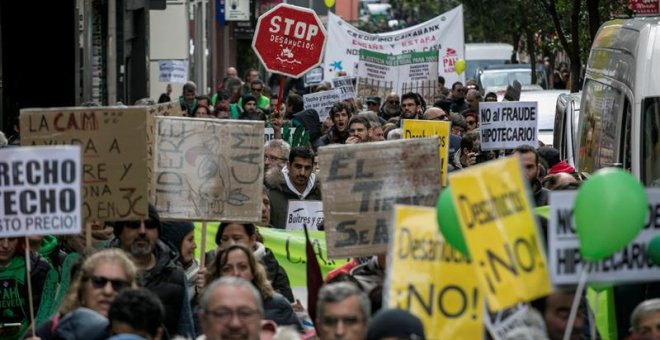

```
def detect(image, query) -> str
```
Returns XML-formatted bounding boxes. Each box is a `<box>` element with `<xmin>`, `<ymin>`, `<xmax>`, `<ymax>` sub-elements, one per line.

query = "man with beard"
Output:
<box><xmin>199</xmin><ymin>277</ymin><xmax>263</xmax><ymax>340</ymax></box>
<box><xmin>111</xmin><ymin>204</ymin><xmax>193</xmax><ymax>338</ymax></box>
<box><xmin>266</xmin><ymin>147</ymin><xmax>322</xmax><ymax>229</ymax></box>
<box><xmin>513</xmin><ymin>145</ymin><xmax>550</xmax><ymax>207</ymax></box>
<box><xmin>346</xmin><ymin>116</ymin><xmax>371</xmax><ymax>144</ymax></box>
<box><xmin>239</xmin><ymin>94</ymin><xmax>266</xmax><ymax>121</ymax></box>
<box><xmin>400</xmin><ymin>92</ymin><xmax>422</xmax><ymax>122</ymax></box>
<box><xmin>445</xmin><ymin>82</ymin><xmax>469</xmax><ymax>114</ymax></box>
<box><xmin>314</xmin><ymin>102</ymin><xmax>352</xmax><ymax>148</ymax></box>
<box><xmin>378</xmin><ymin>93</ymin><xmax>401</xmax><ymax>122</ymax></box>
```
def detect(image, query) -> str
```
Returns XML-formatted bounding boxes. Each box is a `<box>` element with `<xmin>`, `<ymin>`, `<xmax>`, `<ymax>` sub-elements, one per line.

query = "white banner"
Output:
<box><xmin>159</xmin><ymin>60</ymin><xmax>189</xmax><ymax>84</ymax></box>
<box><xmin>0</xmin><ymin>146</ymin><xmax>82</xmax><ymax>237</ymax></box>
<box><xmin>332</xmin><ymin>77</ymin><xmax>356</xmax><ymax>100</ymax></box>
<box><xmin>304</xmin><ymin>66</ymin><xmax>324</xmax><ymax>87</ymax></box>
<box><xmin>286</xmin><ymin>200</ymin><xmax>324</xmax><ymax>230</ymax></box>
<box><xmin>324</xmin><ymin>6</ymin><xmax>464</xmax><ymax>86</ymax></box>
<box><xmin>548</xmin><ymin>190</ymin><xmax>660</xmax><ymax>285</ymax></box>
<box><xmin>479</xmin><ymin>101</ymin><xmax>539</xmax><ymax>151</ymax></box>
<box><xmin>303</xmin><ymin>89</ymin><xmax>341</xmax><ymax>122</ymax></box>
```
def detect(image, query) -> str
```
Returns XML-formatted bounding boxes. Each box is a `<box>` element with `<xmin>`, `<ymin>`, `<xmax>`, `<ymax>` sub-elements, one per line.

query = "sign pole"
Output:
<box><xmin>200</xmin><ymin>221</ymin><xmax>208</xmax><ymax>268</ymax></box>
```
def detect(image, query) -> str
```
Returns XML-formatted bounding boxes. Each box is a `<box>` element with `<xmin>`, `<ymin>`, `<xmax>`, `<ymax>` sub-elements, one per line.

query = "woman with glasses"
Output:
<box><xmin>205</xmin><ymin>244</ymin><xmax>302</xmax><ymax>330</ymax></box>
<box><xmin>0</xmin><ymin>238</ymin><xmax>58</xmax><ymax>340</ymax></box>
<box><xmin>34</xmin><ymin>248</ymin><xmax>138</xmax><ymax>339</ymax></box>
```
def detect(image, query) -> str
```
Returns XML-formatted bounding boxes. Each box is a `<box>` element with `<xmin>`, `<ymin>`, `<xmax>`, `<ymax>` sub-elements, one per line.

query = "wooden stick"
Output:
<box><xmin>25</xmin><ymin>237</ymin><xmax>36</xmax><ymax>338</ymax></box>
<box><xmin>199</xmin><ymin>221</ymin><xmax>207</xmax><ymax>268</ymax></box>
<box><xmin>85</xmin><ymin>220</ymin><xmax>92</xmax><ymax>249</ymax></box>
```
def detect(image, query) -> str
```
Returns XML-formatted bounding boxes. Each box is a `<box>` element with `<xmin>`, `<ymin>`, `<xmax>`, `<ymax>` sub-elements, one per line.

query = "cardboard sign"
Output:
<box><xmin>286</xmin><ymin>200</ymin><xmax>324</xmax><ymax>230</ymax></box>
<box><xmin>0</xmin><ymin>146</ymin><xmax>82</xmax><ymax>237</ymax></box>
<box><xmin>387</xmin><ymin>205</ymin><xmax>483</xmax><ymax>338</ymax></box>
<box><xmin>356</xmin><ymin>49</ymin><xmax>439</xmax><ymax>107</ymax></box>
<box><xmin>402</xmin><ymin>120</ymin><xmax>450</xmax><ymax>186</ymax></box>
<box><xmin>332</xmin><ymin>76</ymin><xmax>356</xmax><ymax>101</ymax></box>
<box><xmin>153</xmin><ymin>117</ymin><xmax>264</xmax><ymax>221</ymax></box>
<box><xmin>318</xmin><ymin>138</ymin><xmax>441</xmax><ymax>258</ymax></box>
<box><xmin>479</xmin><ymin>101</ymin><xmax>539</xmax><ymax>151</ymax></box>
<box><xmin>549</xmin><ymin>190</ymin><xmax>660</xmax><ymax>285</ymax></box>
<box><xmin>449</xmin><ymin>155</ymin><xmax>552</xmax><ymax>311</ymax></box>
<box><xmin>303</xmin><ymin>89</ymin><xmax>341</xmax><ymax>122</ymax></box>
<box><xmin>21</xmin><ymin>107</ymin><xmax>149</xmax><ymax>221</ymax></box>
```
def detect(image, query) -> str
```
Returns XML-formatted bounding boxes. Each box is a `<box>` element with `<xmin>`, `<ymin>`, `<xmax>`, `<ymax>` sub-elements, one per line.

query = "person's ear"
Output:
<box><xmin>154</xmin><ymin>326</ymin><xmax>164</xmax><ymax>340</ymax></box>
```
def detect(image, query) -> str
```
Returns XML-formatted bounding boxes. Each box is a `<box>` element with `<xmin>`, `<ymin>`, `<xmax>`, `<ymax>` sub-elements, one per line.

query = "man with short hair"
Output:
<box><xmin>448</xmin><ymin>82</ymin><xmax>469</xmax><ymax>113</ymax></box>
<box><xmin>179</xmin><ymin>81</ymin><xmax>197</xmax><ymax>116</ymax></box>
<box><xmin>400</xmin><ymin>92</ymin><xmax>422</xmax><ymax>121</ymax></box>
<box><xmin>630</xmin><ymin>298</ymin><xmax>660</xmax><ymax>339</ymax></box>
<box><xmin>239</xmin><ymin>94</ymin><xmax>265</xmax><ymax>121</ymax></box>
<box><xmin>265</xmin><ymin>147</ymin><xmax>322</xmax><ymax>229</ymax></box>
<box><xmin>465</xmin><ymin>89</ymin><xmax>482</xmax><ymax>113</ymax></box>
<box><xmin>314</xmin><ymin>102</ymin><xmax>352</xmax><ymax>148</ymax></box>
<box><xmin>316</xmin><ymin>282</ymin><xmax>370</xmax><ymax>340</ymax></box>
<box><xmin>513</xmin><ymin>145</ymin><xmax>550</xmax><ymax>206</ymax></box>
<box><xmin>111</xmin><ymin>204</ymin><xmax>193</xmax><ymax>337</ymax></box>
<box><xmin>346</xmin><ymin>116</ymin><xmax>371</xmax><ymax>144</ymax></box>
<box><xmin>109</xmin><ymin>288</ymin><xmax>165</xmax><ymax>340</ymax></box>
<box><xmin>264</xmin><ymin>139</ymin><xmax>291</xmax><ymax>174</ymax></box>
<box><xmin>366</xmin><ymin>97</ymin><xmax>381</xmax><ymax>113</ymax></box>
<box><xmin>531</xmin><ymin>290</ymin><xmax>585</xmax><ymax>340</ymax></box>
<box><xmin>199</xmin><ymin>277</ymin><xmax>263</xmax><ymax>340</ymax></box>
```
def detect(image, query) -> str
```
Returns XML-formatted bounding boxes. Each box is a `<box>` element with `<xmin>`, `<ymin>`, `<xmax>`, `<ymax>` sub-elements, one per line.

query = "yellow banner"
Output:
<box><xmin>448</xmin><ymin>155</ymin><xmax>552</xmax><ymax>311</ymax></box>
<box><xmin>402</xmin><ymin>120</ymin><xmax>450</xmax><ymax>186</ymax></box>
<box><xmin>387</xmin><ymin>205</ymin><xmax>483</xmax><ymax>338</ymax></box>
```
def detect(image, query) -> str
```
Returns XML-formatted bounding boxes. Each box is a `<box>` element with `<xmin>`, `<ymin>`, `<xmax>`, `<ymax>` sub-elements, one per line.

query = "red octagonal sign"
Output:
<box><xmin>252</xmin><ymin>4</ymin><xmax>327</xmax><ymax>79</ymax></box>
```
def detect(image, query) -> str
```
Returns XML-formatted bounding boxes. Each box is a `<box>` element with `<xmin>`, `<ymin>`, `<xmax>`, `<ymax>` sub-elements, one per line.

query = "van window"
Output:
<box><xmin>577</xmin><ymin>80</ymin><xmax>623</xmax><ymax>173</ymax></box>
<box><xmin>641</xmin><ymin>97</ymin><xmax>660</xmax><ymax>185</ymax></box>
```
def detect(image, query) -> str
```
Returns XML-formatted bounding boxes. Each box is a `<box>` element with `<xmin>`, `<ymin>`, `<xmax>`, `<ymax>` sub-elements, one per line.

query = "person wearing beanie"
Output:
<box><xmin>367</xmin><ymin>309</ymin><xmax>425</xmax><ymax>340</ymax></box>
<box><xmin>239</xmin><ymin>94</ymin><xmax>266</xmax><ymax>121</ymax></box>
<box><xmin>110</xmin><ymin>204</ymin><xmax>194</xmax><ymax>338</ymax></box>
<box><xmin>160</xmin><ymin>221</ymin><xmax>199</xmax><ymax>303</ymax></box>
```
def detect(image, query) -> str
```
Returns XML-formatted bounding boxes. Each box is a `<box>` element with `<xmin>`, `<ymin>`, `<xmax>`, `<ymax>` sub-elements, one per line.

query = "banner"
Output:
<box><xmin>286</xmin><ymin>200</ymin><xmax>324</xmax><ymax>230</ymax></box>
<box><xmin>387</xmin><ymin>205</ymin><xmax>483</xmax><ymax>338</ymax></box>
<box><xmin>153</xmin><ymin>117</ymin><xmax>264</xmax><ymax>221</ymax></box>
<box><xmin>159</xmin><ymin>60</ymin><xmax>189</xmax><ymax>84</ymax></box>
<box><xmin>402</xmin><ymin>120</ymin><xmax>450</xmax><ymax>186</ymax></box>
<box><xmin>479</xmin><ymin>101</ymin><xmax>539</xmax><ymax>151</ymax></box>
<box><xmin>324</xmin><ymin>6</ymin><xmax>464</xmax><ymax>85</ymax></box>
<box><xmin>549</xmin><ymin>190</ymin><xmax>660</xmax><ymax>285</ymax></box>
<box><xmin>0</xmin><ymin>146</ymin><xmax>82</xmax><ymax>237</ymax></box>
<box><xmin>318</xmin><ymin>138</ymin><xmax>441</xmax><ymax>258</ymax></box>
<box><xmin>449</xmin><ymin>155</ymin><xmax>552</xmax><ymax>311</ymax></box>
<box><xmin>357</xmin><ymin>49</ymin><xmax>439</xmax><ymax>106</ymax></box>
<box><xmin>332</xmin><ymin>76</ymin><xmax>356</xmax><ymax>101</ymax></box>
<box><xmin>21</xmin><ymin>107</ymin><xmax>149</xmax><ymax>221</ymax></box>
<box><xmin>194</xmin><ymin>222</ymin><xmax>346</xmax><ymax>287</ymax></box>
<box><xmin>303</xmin><ymin>89</ymin><xmax>341</xmax><ymax>122</ymax></box>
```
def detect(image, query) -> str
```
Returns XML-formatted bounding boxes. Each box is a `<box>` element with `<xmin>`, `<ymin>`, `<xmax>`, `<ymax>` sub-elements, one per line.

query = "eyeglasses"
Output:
<box><xmin>388</xmin><ymin>100</ymin><xmax>400</xmax><ymax>105</ymax></box>
<box><xmin>88</xmin><ymin>275</ymin><xmax>130</xmax><ymax>291</ymax></box>
<box><xmin>206</xmin><ymin>308</ymin><xmax>260</xmax><ymax>323</ymax></box>
<box><xmin>123</xmin><ymin>220</ymin><xmax>158</xmax><ymax>230</ymax></box>
<box><xmin>264</xmin><ymin>155</ymin><xmax>286</xmax><ymax>162</ymax></box>
<box><xmin>251</xmin><ymin>87</ymin><xmax>262</xmax><ymax>92</ymax></box>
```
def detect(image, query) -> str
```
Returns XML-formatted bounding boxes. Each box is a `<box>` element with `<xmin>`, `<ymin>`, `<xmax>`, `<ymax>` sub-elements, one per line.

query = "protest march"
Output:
<box><xmin>2</xmin><ymin>3</ymin><xmax>660</xmax><ymax>340</ymax></box>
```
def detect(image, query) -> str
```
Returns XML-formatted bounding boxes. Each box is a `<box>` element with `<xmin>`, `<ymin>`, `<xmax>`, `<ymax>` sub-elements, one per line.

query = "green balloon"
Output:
<box><xmin>436</xmin><ymin>187</ymin><xmax>470</xmax><ymax>257</ymax></box>
<box><xmin>647</xmin><ymin>235</ymin><xmax>660</xmax><ymax>266</ymax></box>
<box><xmin>574</xmin><ymin>168</ymin><xmax>648</xmax><ymax>261</ymax></box>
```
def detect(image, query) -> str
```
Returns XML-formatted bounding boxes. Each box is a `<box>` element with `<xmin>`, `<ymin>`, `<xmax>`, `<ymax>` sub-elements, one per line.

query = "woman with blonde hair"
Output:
<box><xmin>206</xmin><ymin>244</ymin><xmax>302</xmax><ymax>330</ymax></box>
<box><xmin>34</xmin><ymin>248</ymin><xmax>138</xmax><ymax>339</ymax></box>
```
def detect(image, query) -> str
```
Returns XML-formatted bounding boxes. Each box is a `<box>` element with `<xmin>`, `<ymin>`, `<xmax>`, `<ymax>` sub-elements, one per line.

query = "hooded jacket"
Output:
<box><xmin>265</xmin><ymin>166</ymin><xmax>322</xmax><ymax>230</ymax></box>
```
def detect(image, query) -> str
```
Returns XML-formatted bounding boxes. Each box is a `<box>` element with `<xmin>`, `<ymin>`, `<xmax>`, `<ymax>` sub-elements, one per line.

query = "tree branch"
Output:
<box><xmin>537</xmin><ymin>0</ymin><xmax>574</xmax><ymax>57</ymax></box>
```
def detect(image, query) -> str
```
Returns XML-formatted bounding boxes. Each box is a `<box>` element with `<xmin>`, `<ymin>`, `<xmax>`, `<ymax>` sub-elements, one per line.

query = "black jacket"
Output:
<box><xmin>265</xmin><ymin>168</ymin><xmax>322</xmax><ymax>230</ymax></box>
<box><xmin>313</xmin><ymin>127</ymin><xmax>348</xmax><ymax>151</ymax></box>
<box><xmin>261</xmin><ymin>247</ymin><xmax>294</xmax><ymax>302</ymax></box>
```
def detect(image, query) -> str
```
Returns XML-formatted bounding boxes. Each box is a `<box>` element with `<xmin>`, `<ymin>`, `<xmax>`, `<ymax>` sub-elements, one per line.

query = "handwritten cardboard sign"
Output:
<box><xmin>317</xmin><ymin>138</ymin><xmax>441</xmax><ymax>258</ymax></box>
<box><xmin>21</xmin><ymin>106</ymin><xmax>149</xmax><ymax>221</ymax></box>
<box><xmin>153</xmin><ymin>116</ymin><xmax>264</xmax><ymax>222</ymax></box>
<box><xmin>0</xmin><ymin>146</ymin><xmax>82</xmax><ymax>237</ymax></box>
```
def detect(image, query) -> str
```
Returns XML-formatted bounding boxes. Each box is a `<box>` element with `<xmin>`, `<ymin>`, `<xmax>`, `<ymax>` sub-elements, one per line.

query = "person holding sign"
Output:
<box><xmin>0</xmin><ymin>238</ymin><xmax>58</xmax><ymax>340</ymax></box>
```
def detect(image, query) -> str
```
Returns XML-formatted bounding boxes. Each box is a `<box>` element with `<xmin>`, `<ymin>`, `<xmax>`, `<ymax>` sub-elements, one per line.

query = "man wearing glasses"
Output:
<box><xmin>199</xmin><ymin>277</ymin><xmax>263</xmax><ymax>340</ymax></box>
<box><xmin>111</xmin><ymin>204</ymin><xmax>193</xmax><ymax>337</ymax></box>
<box><xmin>263</xmin><ymin>139</ymin><xmax>290</xmax><ymax>174</ymax></box>
<box><xmin>249</xmin><ymin>79</ymin><xmax>271</xmax><ymax>111</ymax></box>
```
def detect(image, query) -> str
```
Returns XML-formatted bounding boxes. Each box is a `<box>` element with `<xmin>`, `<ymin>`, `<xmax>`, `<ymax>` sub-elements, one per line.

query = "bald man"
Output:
<box><xmin>422</xmin><ymin>107</ymin><xmax>449</xmax><ymax>121</ymax></box>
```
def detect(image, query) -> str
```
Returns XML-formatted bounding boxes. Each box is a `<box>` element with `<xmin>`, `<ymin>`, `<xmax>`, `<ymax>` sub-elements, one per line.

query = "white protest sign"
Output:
<box><xmin>303</xmin><ymin>89</ymin><xmax>341</xmax><ymax>122</ymax></box>
<box><xmin>332</xmin><ymin>77</ymin><xmax>356</xmax><ymax>101</ymax></box>
<box><xmin>286</xmin><ymin>200</ymin><xmax>324</xmax><ymax>230</ymax></box>
<box><xmin>0</xmin><ymin>146</ymin><xmax>82</xmax><ymax>237</ymax></box>
<box><xmin>304</xmin><ymin>66</ymin><xmax>324</xmax><ymax>87</ymax></box>
<box><xmin>159</xmin><ymin>60</ymin><xmax>189</xmax><ymax>84</ymax></box>
<box><xmin>324</xmin><ymin>6</ymin><xmax>464</xmax><ymax>85</ymax></box>
<box><xmin>549</xmin><ymin>190</ymin><xmax>660</xmax><ymax>285</ymax></box>
<box><xmin>479</xmin><ymin>101</ymin><xmax>539</xmax><ymax>151</ymax></box>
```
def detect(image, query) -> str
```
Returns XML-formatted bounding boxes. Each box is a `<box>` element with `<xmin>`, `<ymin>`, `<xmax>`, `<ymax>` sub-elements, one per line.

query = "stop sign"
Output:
<box><xmin>252</xmin><ymin>4</ymin><xmax>327</xmax><ymax>78</ymax></box>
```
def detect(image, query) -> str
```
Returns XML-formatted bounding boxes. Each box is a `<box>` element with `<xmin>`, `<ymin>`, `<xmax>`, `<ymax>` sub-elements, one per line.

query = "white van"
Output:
<box><xmin>465</xmin><ymin>43</ymin><xmax>514</xmax><ymax>81</ymax></box>
<box><xmin>554</xmin><ymin>92</ymin><xmax>581</xmax><ymax>168</ymax></box>
<box><xmin>575</xmin><ymin>17</ymin><xmax>660</xmax><ymax>185</ymax></box>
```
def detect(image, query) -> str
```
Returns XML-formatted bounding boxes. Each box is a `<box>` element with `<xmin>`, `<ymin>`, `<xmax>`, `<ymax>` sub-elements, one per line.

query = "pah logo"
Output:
<box><xmin>443</xmin><ymin>48</ymin><xmax>458</xmax><ymax>73</ymax></box>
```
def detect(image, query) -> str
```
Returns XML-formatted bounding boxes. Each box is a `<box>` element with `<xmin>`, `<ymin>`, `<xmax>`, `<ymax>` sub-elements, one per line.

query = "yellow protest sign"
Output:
<box><xmin>402</xmin><ymin>120</ymin><xmax>450</xmax><ymax>186</ymax></box>
<box><xmin>448</xmin><ymin>155</ymin><xmax>552</xmax><ymax>311</ymax></box>
<box><xmin>388</xmin><ymin>205</ymin><xmax>483</xmax><ymax>338</ymax></box>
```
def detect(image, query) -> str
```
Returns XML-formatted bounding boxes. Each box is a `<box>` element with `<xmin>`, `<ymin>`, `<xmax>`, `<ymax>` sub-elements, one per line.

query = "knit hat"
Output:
<box><xmin>160</xmin><ymin>221</ymin><xmax>195</xmax><ymax>253</ymax></box>
<box><xmin>112</xmin><ymin>203</ymin><xmax>162</xmax><ymax>238</ymax></box>
<box><xmin>367</xmin><ymin>309</ymin><xmax>425</xmax><ymax>340</ymax></box>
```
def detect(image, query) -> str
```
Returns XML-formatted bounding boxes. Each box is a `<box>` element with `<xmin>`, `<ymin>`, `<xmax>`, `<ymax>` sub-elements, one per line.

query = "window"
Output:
<box><xmin>641</xmin><ymin>97</ymin><xmax>660</xmax><ymax>185</ymax></box>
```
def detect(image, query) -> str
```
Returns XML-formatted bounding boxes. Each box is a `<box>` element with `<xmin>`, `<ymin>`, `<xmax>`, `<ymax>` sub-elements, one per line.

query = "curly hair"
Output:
<box><xmin>59</xmin><ymin>248</ymin><xmax>138</xmax><ymax>315</ymax></box>
<box><xmin>205</xmin><ymin>244</ymin><xmax>274</xmax><ymax>300</ymax></box>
